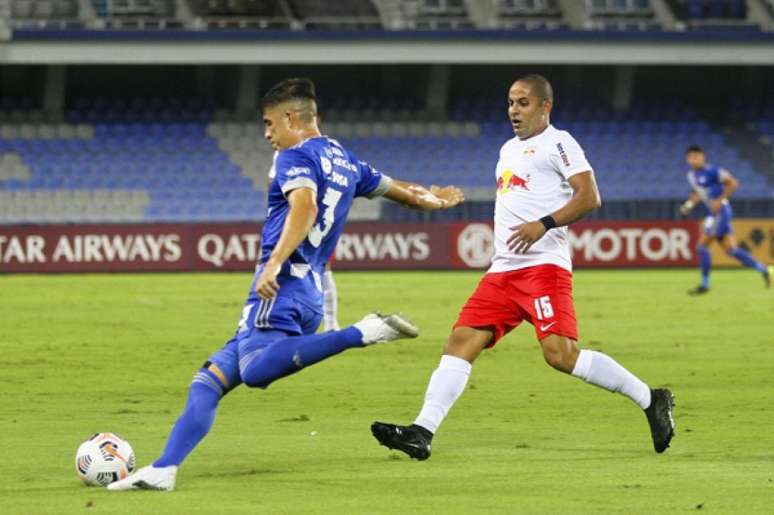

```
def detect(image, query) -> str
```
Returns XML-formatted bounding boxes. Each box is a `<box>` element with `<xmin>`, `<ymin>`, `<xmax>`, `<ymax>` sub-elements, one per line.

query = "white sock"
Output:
<box><xmin>322</xmin><ymin>270</ymin><xmax>339</xmax><ymax>331</ymax></box>
<box><xmin>414</xmin><ymin>355</ymin><xmax>472</xmax><ymax>433</ymax></box>
<box><xmin>571</xmin><ymin>349</ymin><xmax>651</xmax><ymax>409</ymax></box>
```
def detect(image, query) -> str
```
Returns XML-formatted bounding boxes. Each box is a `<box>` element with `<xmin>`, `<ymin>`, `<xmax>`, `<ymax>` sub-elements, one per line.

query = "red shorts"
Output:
<box><xmin>454</xmin><ymin>264</ymin><xmax>578</xmax><ymax>346</ymax></box>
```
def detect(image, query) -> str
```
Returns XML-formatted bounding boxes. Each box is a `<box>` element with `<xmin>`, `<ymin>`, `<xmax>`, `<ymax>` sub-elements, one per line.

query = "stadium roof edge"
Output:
<box><xmin>4</xmin><ymin>29</ymin><xmax>774</xmax><ymax>65</ymax></box>
<box><xmin>12</xmin><ymin>28</ymin><xmax>774</xmax><ymax>43</ymax></box>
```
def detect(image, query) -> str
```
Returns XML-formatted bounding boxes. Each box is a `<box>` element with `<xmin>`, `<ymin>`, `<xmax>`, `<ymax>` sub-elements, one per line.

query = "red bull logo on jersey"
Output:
<box><xmin>497</xmin><ymin>169</ymin><xmax>530</xmax><ymax>194</ymax></box>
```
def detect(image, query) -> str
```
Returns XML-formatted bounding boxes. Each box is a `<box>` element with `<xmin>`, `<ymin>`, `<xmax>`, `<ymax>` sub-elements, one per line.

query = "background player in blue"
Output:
<box><xmin>109</xmin><ymin>78</ymin><xmax>464</xmax><ymax>491</ymax></box>
<box><xmin>680</xmin><ymin>145</ymin><xmax>770</xmax><ymax>295</ymax></box>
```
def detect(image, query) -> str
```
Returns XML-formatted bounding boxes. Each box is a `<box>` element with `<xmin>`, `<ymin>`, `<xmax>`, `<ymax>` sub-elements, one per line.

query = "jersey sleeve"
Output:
<box><xmin>274</xmin><ymin>149</ymin><xmax>320</xmax><ymax>197</ymax></box>
<box><xmin>718</xmin><ymin>167</ymin><xmax>731</xmax><ymax>182</ymax></box>
<box><xmin>550</xmin><ymin>131</ymin><xmax>593</xmax><ymax>180</ymax></box>
<box><xmin>355</xmin><ymin>160</ymin><xmax>393</xmax><ymax>198</ymax></box>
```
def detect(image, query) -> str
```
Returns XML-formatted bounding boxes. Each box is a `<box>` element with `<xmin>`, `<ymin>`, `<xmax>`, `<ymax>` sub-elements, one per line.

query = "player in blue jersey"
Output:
<box><xmin>108</xmin><ymin>78</ymin><xmax>464</xmax><ymax>491</ymax></box>
<box><xmin>680</xmin><ymin>145</ymin><xmax>771</xmax><ymax>295</ymax></box>
<box><xmin>268</xmin><ymin>150</ymin><xmax>340</xmax><ymax>331</ymax></box>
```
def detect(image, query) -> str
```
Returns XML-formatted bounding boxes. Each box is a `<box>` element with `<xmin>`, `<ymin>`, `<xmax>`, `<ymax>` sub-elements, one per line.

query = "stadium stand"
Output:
<box><xmin>286</xmin><ymin>0</ymin><xmax>381</xmax><ymax>29</ymax></box>
<box><xmin>89</xmin><ymin>0</ymin><xmax>182</xmax><ymax>28</ymax></box>
<box><xmin>396</xmin><ymin>0</ymin><xmax>475</xmax><ymax>30</ymax></box>
<box><xmin>10</xmin><ymin>0</ymin><xmax>82</xmax><ymax>28</ymax></box>
<box><xmin>491</xmin><ymin>0</ymin><xmax>566</xmax><ymax>31</ymax></box>
<box><xmin>5</xmin><ymin>0</ymin><xmax>774</xmax><ymax>31</ymax></box>
<box><xmin>1</xmin><ymin>89</ymin><xmax>771</xmax><ymax>225</ymax></box>
<box><xmin>2</xmin><ymin>0</ymin><xmax>773</xmax><ymax>224</ymax></box>
<box><xmin>585</xmin><ymin>0</ymin><xmax>662</xmax><ymax>31</ymax></box>
<box><xmin>0</xmin><ymin>97</ymin><xmax>266</xmax><ymax>224</ymax></box>
<box><xmin>666</xmin><ymin>0</ymin><xmax>759</xmax><ymax>30</ymax></box>
<box><xmin>188</xmin><ymin>0</ymin><xmax>292</xmax><ymax>30</ymax></box>
<box><xmin>667</xmin><ymin>0</ymin><xmax>747</xmax><ymax>20</ymax></box>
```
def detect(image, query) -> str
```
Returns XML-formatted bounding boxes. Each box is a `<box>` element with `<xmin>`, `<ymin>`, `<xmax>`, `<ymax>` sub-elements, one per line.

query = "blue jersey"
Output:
<box><xmin>204</xmin><ymin>136</ymin><xmax>391</xmax><ymax>387</ymax></box>
<box><xmin>687</xmin><ymin>164</ymin><xmax>734</xmax><ymax>237</ymax></box>
<box><xmin>257</xmin><ymin>136</ymin><xmax>389</xmax><ymax>309</ymax></box>
<box><xmin>686</xmin><ymin>164</ymin><xmax>730</xmax><ymax>209</ymax></box>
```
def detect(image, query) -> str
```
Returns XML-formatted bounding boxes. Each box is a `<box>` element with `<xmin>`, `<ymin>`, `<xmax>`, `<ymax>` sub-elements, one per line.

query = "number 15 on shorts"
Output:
<box><xmin>534</xmin><ymin>296</ymin><xmax>554</xmax><ymax>320</ymax></box>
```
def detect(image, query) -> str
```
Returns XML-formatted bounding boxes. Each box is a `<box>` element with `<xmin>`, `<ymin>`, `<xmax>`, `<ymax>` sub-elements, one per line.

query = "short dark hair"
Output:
<box><xmin>686</xmin><ymin>145</ymin><xmax>704</xmax><ymax>154</ymax></box>
<box><xmin>260</xmin><ymin>77</ymin><xmax>317</xmax><ymax>113</ymax></box>
<box><xmin>515</xmin><ymin>74</ymin><xmax>553</xmax><ymax>103</ymax></box>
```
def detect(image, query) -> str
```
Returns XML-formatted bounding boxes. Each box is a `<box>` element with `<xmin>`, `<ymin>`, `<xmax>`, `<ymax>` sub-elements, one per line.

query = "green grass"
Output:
<box><xmin>1</xmin><ymin>270</ymin><xmax>773</xmax><ymax>514</ymax></box>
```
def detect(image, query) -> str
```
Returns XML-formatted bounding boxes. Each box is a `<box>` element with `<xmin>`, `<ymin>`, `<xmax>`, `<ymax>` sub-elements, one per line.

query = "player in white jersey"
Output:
<box><xmin>269</xmin><ymin>151</ymin><xmax>340</xmax><ymax>330</ymax></box>
<box><xmin>372</xmin><ymin>74</ymin><xmax>675</xmax><ymax>459</ymax></box>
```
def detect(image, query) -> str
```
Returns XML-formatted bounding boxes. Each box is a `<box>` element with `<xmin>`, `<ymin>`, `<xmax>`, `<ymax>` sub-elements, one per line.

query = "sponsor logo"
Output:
<box><xmin>523</xmin><ymin>147</ymin><xmax>536</xmax><ymax>157</ymax></box>
<box><xmin>286</xmin><ymin>166</ymin><xmax>311</xmax><ymax>178</ymax></box>
<box><xmin>332</xmin><ymin>156</ymin><xmax>358</xmax><ymax>173</ymax></box>
<box><xmin>335</xmin><ymin>232</ymin><xmax>430</xmax><ymax>261</ymax></box>
<box><xmin>539</xmin><ymin>322</ymin><xmax>556</xmax><ymax>332</ymax></box>
<box><xmin>457</xmin><ymin>223</ymin><xmax>494</xmax><ymax>268</ymax></box>
<box><xmin>197</xmin><ymin>233</ymin><xmax>261</xmax><ymax>268</ymax></box>
<box><xmin>556</xmin><ymin>142</ymin><xmax>571</xmax><ymax>167</ymax></box>
<box><xmin>329</xmin><ymin>170</ymin><xmax>349</xmax><ymax>187</ymax></box>
<box><xmin>320</xmin><ymin>156</ymin><xmax>332</xmax><ymax>175</ymax></box>
<box><xmin>709</xmin><ymin>220</ymin><xmax>774</xmax><ymax>267</ymax></box>
<box><xmin>0</xmin><ymin>235</ymin><xmax>46</xmax><ymax>264</ymax></box>
<box><xmin>0</xmin><ymin>220</ymin><xmax>704</xmax><ymax>273</ymax></box>
<box><xmin>497</xmin><ymin>169</ymin><xmax>530</xmax><ymax>194</ymax></box>
<box><xmin>0</xmin><ymin>234</ymin><xmax>182</xmax><ymax>264</ymax></box>
<box><xmin>568</xmin><ymin>227</ymin><xmax>692</xmax><ymax>262</ymax></box>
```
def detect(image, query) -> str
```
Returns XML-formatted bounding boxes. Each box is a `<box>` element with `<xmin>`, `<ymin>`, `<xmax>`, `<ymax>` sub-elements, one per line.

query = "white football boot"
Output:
<box><xmin>107</xmin><ymin>465</ymin><xmax>177</xmax><ymax>491</ymax></box>
<box><xmin>353</xmin><ymin>313</ymin><xmax>419</xmax><ymax>345</ymax></box>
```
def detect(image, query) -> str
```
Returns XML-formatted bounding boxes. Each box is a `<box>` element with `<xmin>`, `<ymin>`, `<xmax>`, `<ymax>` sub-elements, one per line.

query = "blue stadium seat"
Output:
<box><xmin>2</xmin><ymin>96</ymin><xmax>772</xmax><ymax>224</ymax></box>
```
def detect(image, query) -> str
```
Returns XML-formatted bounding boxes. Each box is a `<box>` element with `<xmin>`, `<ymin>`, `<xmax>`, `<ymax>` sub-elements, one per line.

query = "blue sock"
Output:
<box><xmin>241</xmin><ymin>327</ymin><xmax>363</xmax><ymax>388</ymax></box>
<box><xmin>698</xmin><ymin>245</ymin><xmax>711</xmax><ymax>288</ymax></box>
<box><xmin>153</xmin><ymin>369</ymin><xmax>224</xmax><ymax>467</ymax></box>
<box><xmin>729</xmin><ymin>247</ymin><xmax>767</xmax><ymax>273</ymax></box>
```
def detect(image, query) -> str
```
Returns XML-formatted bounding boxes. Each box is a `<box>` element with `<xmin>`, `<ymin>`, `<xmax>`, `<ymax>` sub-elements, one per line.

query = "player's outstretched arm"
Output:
<box><xmin>508</xmin><ymin>170</ymin><xmax>601</xmax><ymax>254</ymax></box>
<box><xmin>255</xmin><ymin>187</ymin><xmax>318</xmax><ymax>299</ymax></box>
<box><xmin>680</xmin><ymin>191</ymin><xmax>701</xmax><ymax>216</ymax></box>
<box><xmin>382</xmin><ymin>179</ymin><xmax>464</xmax><ymax>210</ymax></box>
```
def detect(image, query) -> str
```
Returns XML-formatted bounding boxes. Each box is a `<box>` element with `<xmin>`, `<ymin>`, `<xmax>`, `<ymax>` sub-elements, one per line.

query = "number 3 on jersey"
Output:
<box><xmin>308</xmin><ymin>188</ymin><xmax>343</xmax><ymax>248</ymax></box>
<box><xmin>534</xmin><ymin>295</ymin><xmax>554</xmax><ymax>320</ymax></box>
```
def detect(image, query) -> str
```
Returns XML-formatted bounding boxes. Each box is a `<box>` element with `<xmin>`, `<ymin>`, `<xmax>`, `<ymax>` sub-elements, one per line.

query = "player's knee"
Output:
<box><xmin>241</xmin><ymin>348</ymin><xmax>297</xmax><ymax>389</ymax></box>
<box><xmin>242</xmin><ymin>362</ymin><xmax>273</xmax><ymax>389</ymax></box>
<box><xmin>443</xmin><ymin>327</ymin><xmax>488</xmax><ymax>362</ymax></box>
<box><xmin>540</xmin><ymin>341</ymin><xmax>578</xmax><ymax>374</ymax></box>
<box><xmin>541</xmin><ymin>347</ymin><xmax>566</xmax><ymax>371</ymax></box>
<box><xmin>192</xmin><ymin>366</ymin><xmax>229</xmax><ymax>398</ymax></box>
<box><xmin>244</xmin><ymin>377</ymin><xmax>270</xmax><ymax>389</ymax></box>
<box><xmin>243</xmin><ymin>368</ymin><xmax>273</xmax><ymax>389</ymax></box>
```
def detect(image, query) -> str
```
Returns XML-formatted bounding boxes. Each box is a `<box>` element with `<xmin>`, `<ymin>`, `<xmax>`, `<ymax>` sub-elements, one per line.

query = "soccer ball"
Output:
<box><xmin>75</xmin><ymin>432</ymin><xmax>135</xmax><ymax>486</ymax></box>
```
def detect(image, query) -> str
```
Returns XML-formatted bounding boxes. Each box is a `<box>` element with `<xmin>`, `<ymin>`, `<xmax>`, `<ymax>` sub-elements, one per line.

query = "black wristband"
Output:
<box><xmin>539</xmin><ymin>215</ymin><xmax>558</xmax><ymax>231</ymax></box>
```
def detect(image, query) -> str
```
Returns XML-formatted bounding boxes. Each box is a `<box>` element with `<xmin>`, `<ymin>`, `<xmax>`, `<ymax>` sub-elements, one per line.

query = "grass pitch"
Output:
<box><xmin>1</xmin><ymin>269</ymin><xmax>772</xmax><ymax>514</ymax></box>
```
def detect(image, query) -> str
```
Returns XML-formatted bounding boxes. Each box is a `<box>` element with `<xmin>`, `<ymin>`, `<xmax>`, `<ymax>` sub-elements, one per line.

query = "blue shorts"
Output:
<box><xmin>703</xmin><ymin>203</ymin><xmax>733</xmax><ymax>239</ymax></box>
<box><xmin>205</xmin><ymin>284</ymin><xmax>323</xmax><ymax>390</ymax></box>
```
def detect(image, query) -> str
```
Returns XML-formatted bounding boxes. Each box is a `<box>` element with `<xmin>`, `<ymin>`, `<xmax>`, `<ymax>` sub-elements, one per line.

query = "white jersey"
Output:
<box><xmin>489</xmin><ymin>124</ymin><xmax>592</xmax><ymax>274</ymax></box>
